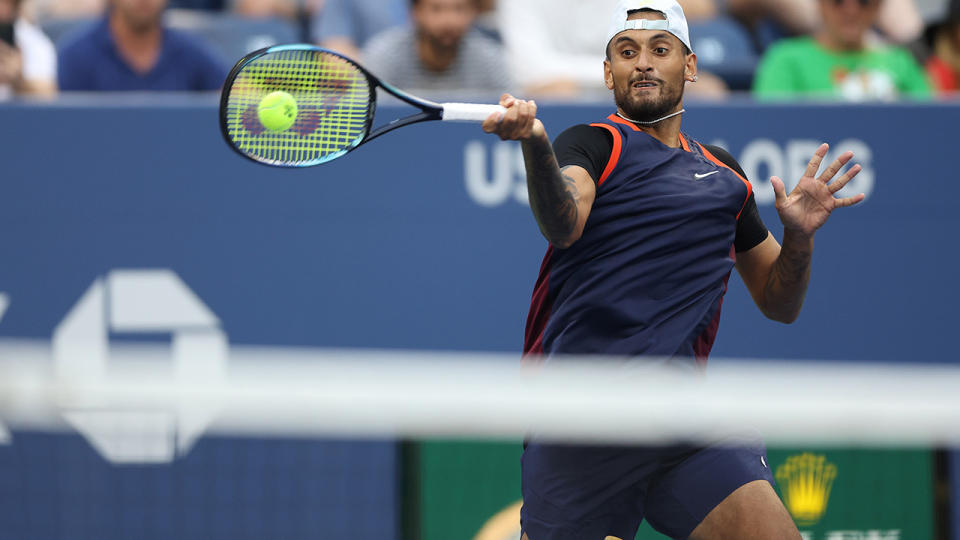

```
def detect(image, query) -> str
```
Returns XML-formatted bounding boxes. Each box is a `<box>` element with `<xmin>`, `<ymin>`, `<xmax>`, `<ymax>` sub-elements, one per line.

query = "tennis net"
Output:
<box><xmin>0</xmin><ymin>341</ymin><xmax>951</xmax><ymax>539</ymax></box>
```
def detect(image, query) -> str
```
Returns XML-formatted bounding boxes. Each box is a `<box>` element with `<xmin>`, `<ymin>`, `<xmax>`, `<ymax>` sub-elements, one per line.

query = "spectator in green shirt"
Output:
<box><xmin>753</xmin><ymin>0</ymin><xmax>931</xmax><ymax>100</ymax></box>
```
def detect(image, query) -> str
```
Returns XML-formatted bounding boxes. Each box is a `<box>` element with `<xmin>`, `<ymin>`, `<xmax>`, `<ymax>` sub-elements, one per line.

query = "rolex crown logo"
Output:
<box><xmin>775</xmin><ymin>453</ymin><xmax>837</xmax><ymax>526</ymax></box>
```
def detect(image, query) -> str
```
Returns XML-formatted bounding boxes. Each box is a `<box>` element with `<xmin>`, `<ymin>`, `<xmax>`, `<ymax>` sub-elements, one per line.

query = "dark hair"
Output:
<box><xmin>605</xmin><ymin>9</ymin><xmax>691</xmax><ymax>59</ymax></box>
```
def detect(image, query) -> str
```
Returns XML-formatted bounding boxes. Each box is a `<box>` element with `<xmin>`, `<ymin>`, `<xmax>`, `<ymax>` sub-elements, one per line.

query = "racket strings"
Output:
<box><xmin>224</xmin><ymin>50</ymin><xmax>372</xmax><ymax>166</ymax></box>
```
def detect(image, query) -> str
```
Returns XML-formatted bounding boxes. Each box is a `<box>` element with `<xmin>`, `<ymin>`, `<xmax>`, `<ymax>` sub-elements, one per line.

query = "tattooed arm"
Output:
<box><xmin>521</xmin><ymin>135</ymin><xmax>596</xmax><ymax>248</ymax></box>
<box><xmin>482</xmin><ymin>94</ymin><xmax>596</xmax><ymax>248</ymax></box>
<box><xmin>736</xmin><ymin>232</ymin><xmax>813</xmax><ymax>324</ymax></box>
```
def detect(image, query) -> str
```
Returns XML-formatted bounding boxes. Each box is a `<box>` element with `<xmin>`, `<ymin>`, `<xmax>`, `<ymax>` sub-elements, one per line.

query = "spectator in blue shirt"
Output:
<box><xmin>58</xmin><ymin>0</ymin><xmax>227</xmax><ymax>91</ymax></box>
<box><xmin>167</xmin><ymin>0</ymin><xmax>225</xmax><ymax>9</ymax></box>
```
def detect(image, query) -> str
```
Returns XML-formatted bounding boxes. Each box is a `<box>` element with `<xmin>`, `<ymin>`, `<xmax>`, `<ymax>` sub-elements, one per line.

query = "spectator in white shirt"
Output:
<box><xmin>0</xmin><ymin>0</ymin><xmax>57</xmax><ymax>99</ymax></box>
<box><xmin>363</xmin><ymin>0</ymin><xmax>510</xmax><ymax>93</ymax></box>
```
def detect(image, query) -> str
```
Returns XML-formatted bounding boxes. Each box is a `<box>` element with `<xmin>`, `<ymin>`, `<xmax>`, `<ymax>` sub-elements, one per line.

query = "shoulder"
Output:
<box><xmin>553</xmin><ymin>124</ymin><xmax>613</xmax><ymax>147</ymax></box>
<box><xmin>702</xmin><ymin>143</ymin><xmax>748</xmax><ymax>180</ymax></box>
<box><xmin>363</xmin><ymin>27</ymin><xmax>412</xmax><ymax>56</ymax></box>
<box><xmin>163</xmin><ymin>28</ymin><xmax>206</xmax><ymax>51</ymax></box>
<box><xmin>462</xmin><ymin>29</ymin><xmax>505</xmax><ymax>58</ymax></box>
<box><xmin>163</xmin><ymin>29</ymin><xmax>227</xmax><ymax>86</ymax></box>
<box><xmin>56</xmin><ymin>18</ymin><xmax>106</xmax><ymax>59</ymax></box>
<box><xmin>553</xmin><ymin>124</ymin><xmax>616</xmax><ymax>183</ymax></box>
<box><xmin>163</xmin><ymin>28</ymin><xmax>220</xmax><ymax>61</ymax></box>
<box><xmin>882</xmin><ymin>44</ymin><xmax>923</xmax><ymax>66</ymax></box>
<box><xmin>362</xmin><ymin>27</ymin><xmax>413</xmax><ymax>75</ymax></box>
<box><xmin>14</xmin><ymin>19</ymin><xmax>54</xmax><ymax>50</ymax></box>
<box><xmin>761</xmin><ymin>37</ymin><xmax>817</xmax><ymax>62</ymax></box>
<box><xmin>14</xmin><ymin>19</ymin><xmax>56</xmax><ymax>62</ymax></box>
<box><xmin>864</xmin><ymin>44</ymin><xmax>927</xmax><ymax>78</ymax></box>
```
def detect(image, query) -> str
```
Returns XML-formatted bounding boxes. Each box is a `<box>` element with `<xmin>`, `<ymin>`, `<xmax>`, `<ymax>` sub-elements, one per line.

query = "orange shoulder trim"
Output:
<box><xmin>589</xmin><ymin>122</ymin><xmax>624</xmax><ymax>187</ymax></box>
<box><xmin>697</xmin><ymin>143</ymin><xmax>753</xmax><ymax>219</ymax></box>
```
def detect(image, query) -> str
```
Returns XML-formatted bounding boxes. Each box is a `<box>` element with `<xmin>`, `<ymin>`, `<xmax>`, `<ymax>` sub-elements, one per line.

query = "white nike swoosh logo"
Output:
<box><xmin>694</xmin><ymin>171</ymin><xmax>719</xmax><ymax>179</ymax></box>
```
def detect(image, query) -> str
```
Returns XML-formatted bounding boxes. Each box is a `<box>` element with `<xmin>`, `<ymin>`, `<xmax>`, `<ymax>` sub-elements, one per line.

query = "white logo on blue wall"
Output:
<box><xmin>53</xmin><ymin>269</ymin><xmax>227</xmax><ymax>464</ymax></box>
<box><xmin>462</xmin><ymin>139</ymin><xmax>875</xmax><ymax>208</ymax></box>
<box><xmin>733</xmin><ymin>138</ymin><xmax>874</xmax><ymax>205</ymax></box>
<box><xmin>464</xmin><ymin>140</ymin><xmax>528</xmax><ymax>207</ymax></box>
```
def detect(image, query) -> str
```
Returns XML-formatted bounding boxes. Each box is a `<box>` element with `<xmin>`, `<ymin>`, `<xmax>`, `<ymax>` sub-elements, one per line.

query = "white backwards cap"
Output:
<box><xmin>606</xmin><ymin>0</ymin><xmax>693</xmax><ymax>54</ymax></box>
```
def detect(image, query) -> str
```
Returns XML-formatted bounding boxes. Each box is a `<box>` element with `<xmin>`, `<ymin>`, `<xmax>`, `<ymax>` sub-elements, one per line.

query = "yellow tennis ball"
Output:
<box><xmin>258</xmin><ymin>91</ymin><xmax>298</xmax><ymax>132</ymax></box>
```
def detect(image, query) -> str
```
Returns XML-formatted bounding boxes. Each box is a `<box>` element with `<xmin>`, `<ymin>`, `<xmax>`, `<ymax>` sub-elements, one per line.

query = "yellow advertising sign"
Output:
<box><xmin>775</xmin><ymin>453</ymin><xmax>838</xmax><ymax>526</ymax></box>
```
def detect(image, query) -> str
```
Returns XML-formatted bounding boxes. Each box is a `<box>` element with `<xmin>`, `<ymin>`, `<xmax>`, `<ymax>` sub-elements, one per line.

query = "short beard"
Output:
<box><xmin>614</xmin><ymin>76</ymin><xmax>683</xmax><ymax>124</ymax></box>
<box><xmin>418</xmin><ymin>27</ymin><xmax>462</xmax><ymax>54</ymax></box>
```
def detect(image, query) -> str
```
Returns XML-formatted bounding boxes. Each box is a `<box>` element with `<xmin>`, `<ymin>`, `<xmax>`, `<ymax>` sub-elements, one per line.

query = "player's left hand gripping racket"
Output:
<box><xmin>219</xmin><ymin>44</ymin><xmax>506</xmax><ymax>167</ymax></box>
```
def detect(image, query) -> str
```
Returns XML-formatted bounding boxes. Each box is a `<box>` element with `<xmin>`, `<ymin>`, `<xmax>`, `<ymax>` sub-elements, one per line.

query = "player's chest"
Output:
<box><xmin>597</xmin><ymin>150</ymin><xmax>747</xmax><ymax>220</ymax></box>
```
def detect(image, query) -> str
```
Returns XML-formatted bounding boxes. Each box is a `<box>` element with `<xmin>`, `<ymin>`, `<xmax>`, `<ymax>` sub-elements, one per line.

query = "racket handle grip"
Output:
<box><xmin>441</xmin><ymin>103</ymin><xmax>507</xmax><ymax>123</ymax></box>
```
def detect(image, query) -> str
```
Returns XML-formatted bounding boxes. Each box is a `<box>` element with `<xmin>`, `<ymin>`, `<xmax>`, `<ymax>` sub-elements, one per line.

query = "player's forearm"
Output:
<box><xmin>521</xmin><ymin>133</ymin><xmax>581</xmax><ymax>248</ymax></box>
<box><xmin>761</xmin><ymin>230</ymin><xmax>814</xmax><ymax>324</ymax></box>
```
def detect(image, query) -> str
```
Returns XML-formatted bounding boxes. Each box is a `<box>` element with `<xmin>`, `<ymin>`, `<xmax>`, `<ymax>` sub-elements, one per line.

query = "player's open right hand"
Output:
<box><xmin>482</xmin><ymin>93</ymin><xmax>546</xmax><ymax>142</ymax></box>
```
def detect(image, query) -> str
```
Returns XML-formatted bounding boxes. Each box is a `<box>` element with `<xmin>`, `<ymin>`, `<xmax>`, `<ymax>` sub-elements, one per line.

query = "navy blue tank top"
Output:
<box><xmin>524</xmin><ymin>114</ymin><xmax>753</xmax><ymax>362</ymax></box>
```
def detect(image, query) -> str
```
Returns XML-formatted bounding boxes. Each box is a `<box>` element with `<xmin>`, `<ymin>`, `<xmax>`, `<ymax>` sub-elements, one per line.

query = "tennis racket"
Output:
<box><xmin>219</xmin><ymin>44</ymin><xmax>506</xmax><ymax>168</ymax></box>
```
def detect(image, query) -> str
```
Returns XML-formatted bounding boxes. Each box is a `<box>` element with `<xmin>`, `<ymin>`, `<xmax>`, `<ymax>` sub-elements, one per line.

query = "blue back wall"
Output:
<box><xmin>1</xmin><ymin>100</ymin><xmax>953</xmax><ymax>360</ymax></box>
<box><xmin>0</xmin><ymin>98</ymin><xmax>956</xmax><ymax>539</ymax></box>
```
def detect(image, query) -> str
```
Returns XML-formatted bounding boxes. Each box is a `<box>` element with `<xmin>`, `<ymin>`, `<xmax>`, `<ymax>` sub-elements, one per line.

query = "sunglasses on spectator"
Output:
<box><xmin>830</xmin><ymin>0</ymin><xmax>878</xmax><ymax>6</ymax></box>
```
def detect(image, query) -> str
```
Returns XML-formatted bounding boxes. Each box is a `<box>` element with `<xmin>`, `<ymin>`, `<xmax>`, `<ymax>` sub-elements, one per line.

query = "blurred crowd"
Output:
<box><xmin>0</xmin><ymin>0</ymin><xmax>959</xmax><ymax>101</ymax></box>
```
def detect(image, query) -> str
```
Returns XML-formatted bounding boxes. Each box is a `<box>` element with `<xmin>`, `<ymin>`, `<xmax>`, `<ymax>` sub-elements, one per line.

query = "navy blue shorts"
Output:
<box><xmin>520</xmin><ymin>436</ymin><xmax>774</xmax><ymax>540</ymax></box>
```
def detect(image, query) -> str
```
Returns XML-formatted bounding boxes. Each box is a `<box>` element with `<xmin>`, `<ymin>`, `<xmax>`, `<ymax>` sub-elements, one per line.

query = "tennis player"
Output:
<box><xmin>481</xmin><ymin>0</ymin><xmax>864</xmax><ymax>538</ymax></box>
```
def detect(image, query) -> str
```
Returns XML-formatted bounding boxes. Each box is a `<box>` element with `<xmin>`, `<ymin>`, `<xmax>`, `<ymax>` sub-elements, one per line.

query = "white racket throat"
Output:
<box><xmin>441</xmin><ymin>103</ymin><xmax>507</xmax><ymax>122</ymax></box>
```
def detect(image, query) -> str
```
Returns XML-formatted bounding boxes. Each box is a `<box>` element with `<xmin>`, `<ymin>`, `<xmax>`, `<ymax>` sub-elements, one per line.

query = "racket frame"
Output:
<box><xmin>220</xmin><ymin>44</ymin><xmax>447</xmax><ymax>168</ymax></box>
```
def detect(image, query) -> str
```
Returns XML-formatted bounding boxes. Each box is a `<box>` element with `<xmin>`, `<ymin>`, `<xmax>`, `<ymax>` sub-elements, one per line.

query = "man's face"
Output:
<box><xmin>604</xmin><ymin>11</ymin><xmax>695</xmax><ymax>123</ymax></box>
<box><xmin>819</xmin><ymin>0</ymin><xmax>881</xmax><ymax>50</ymax></box>
<box><xmin>111</xmin><ymin>0</ymin><xmax>167</xmax><ymax>33</ymax></box>
<box><xmin>0</xmin><ymin>0</ymin><xmax>17</xmax><ymax>23</ymax></box>
<box><xmin>413</xmin><ymin>0</ymin><xmax>475</xmax><ymax>50</ymax></box>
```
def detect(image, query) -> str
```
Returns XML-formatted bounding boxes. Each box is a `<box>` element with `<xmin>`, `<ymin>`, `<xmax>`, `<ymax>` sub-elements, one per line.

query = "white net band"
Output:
<box><xmin>1</xmin><ymin>341</ymin><xmax>957</xmax><ymax>447</ymax></box>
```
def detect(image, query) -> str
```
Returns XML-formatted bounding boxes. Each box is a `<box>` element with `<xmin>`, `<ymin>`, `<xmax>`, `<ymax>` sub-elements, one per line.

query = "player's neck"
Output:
<box><xmin>617</xmin><ymin>107</ymin><xmax>685</xmax><ymax>148</ymax></box>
